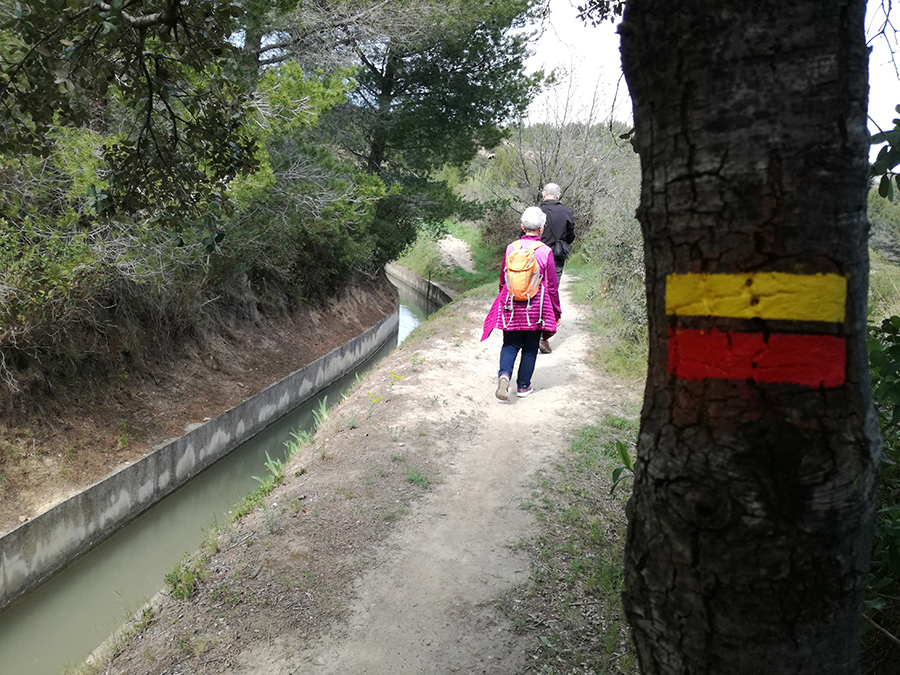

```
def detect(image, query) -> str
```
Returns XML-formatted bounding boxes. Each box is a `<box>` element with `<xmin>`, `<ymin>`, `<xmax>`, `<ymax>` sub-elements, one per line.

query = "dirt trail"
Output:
<box><xmin>294</xmin><ymin>278</ymin><xmax>631</xmax><ymax>674</ymax></box>
<box><xmin>98</xmin><ymin>273</ymin><xmax>641</xmax><ymax>675</ymax></box>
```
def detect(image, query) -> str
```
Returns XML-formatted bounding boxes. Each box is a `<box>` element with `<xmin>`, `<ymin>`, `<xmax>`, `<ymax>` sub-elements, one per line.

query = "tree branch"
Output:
<box><xmin>94</xmin><ymin>0</ymin><xmax>177</xmax><ymax>29</ymax></box>
<box><xmin>863</xmin><ymin>613</ymin><xmax>900</xmax><ymax>648</ymax></box>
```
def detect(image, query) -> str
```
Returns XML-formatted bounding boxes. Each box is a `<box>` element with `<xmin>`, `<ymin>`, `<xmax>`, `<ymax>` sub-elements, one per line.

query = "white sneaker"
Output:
<box><xmin>495</xmin><ymin>374</ymin><xmax>510</xmax><ymax>401</ymax></box>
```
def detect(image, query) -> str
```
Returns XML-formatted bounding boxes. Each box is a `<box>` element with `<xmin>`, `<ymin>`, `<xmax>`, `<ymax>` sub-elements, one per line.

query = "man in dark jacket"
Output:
<box><xmin>539</xmin><ymin>183</ymin><xmax>575</xmax><ymax>279</ymax></box>
<box><xmin>538</xmin><ymin>183</ymin><xmax>575</xmax><ymax>354</ymax></box>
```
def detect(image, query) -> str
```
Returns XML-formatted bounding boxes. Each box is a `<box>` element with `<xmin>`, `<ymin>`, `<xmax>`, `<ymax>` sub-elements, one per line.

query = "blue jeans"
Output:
<box><xmin>499</xmin><ymin>330</ymin><xmax>542</xmax><ymax>389</ymax></box>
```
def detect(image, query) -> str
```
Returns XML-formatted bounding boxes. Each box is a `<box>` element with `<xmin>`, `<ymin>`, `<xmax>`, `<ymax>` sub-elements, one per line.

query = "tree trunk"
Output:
<box><xmin>618</xmin><ymin>1</ymin><xmax>880</xmax><ymax>673</ymax></box>
<box><xmin>367</xmin><ymin>51</ymin><xmax>399</xmax><ymax>174</ymax></box>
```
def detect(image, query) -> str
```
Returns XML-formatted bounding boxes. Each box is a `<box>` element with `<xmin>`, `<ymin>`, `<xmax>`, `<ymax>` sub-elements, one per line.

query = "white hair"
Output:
<box><xmin>521</xmin><ymin>206</ymin><xmax>546</xmax><ymax>232</ymax></box>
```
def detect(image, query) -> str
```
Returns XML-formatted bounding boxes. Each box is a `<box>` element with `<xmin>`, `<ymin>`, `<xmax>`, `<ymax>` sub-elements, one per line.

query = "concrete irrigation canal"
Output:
<box><xmin>0</xmin><ymin>266</ymin><xmax>450</xmax><ymax>675</ymax></box>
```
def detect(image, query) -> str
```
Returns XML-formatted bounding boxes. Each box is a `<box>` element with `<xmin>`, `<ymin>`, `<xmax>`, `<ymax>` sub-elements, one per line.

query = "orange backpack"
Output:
<box><xmin>504</xmin><ymin>240</ymin><xmax>545</xmax><ymax>302</ymax></box>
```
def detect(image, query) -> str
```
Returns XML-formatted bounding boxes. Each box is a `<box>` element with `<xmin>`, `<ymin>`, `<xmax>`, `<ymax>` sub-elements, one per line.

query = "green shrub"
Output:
<box><xmin>862</xmin><ymin>316</ymin><xmax>900</xmax><ymax>668</ymax></box>
<box><xmin>577</xmin><ymin>195</ymin><xmax>645</xmax><ymax>346</ymax></box>
<box><xmin>566</xmin><ymin>263</ymin><xmax>648</xmax><ymax>380</ymax></box>
<box><xmin>869</xmin><ymin>249</ymin><xmax>900</xmax><ymax>322</ymax></box>
<box><xmin>479</xmin><ymin>204</ymin><xmax>521</xmax><ymax>252</ymax></box>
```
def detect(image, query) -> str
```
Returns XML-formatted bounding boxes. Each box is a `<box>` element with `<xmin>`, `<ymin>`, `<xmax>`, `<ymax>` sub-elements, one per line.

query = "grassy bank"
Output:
<box><xmin>500</xmin><ymin>410</ymin><xmax>640</xmax><ymax>674</ymax></box>
<box><xmin>396</xmin><ymin>220</ymin><xmax>503</xmax><ymax>294</ymax></box>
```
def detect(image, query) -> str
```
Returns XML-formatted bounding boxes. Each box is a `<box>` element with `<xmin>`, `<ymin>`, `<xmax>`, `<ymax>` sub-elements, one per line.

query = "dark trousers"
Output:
<box><xmin>554</xmin><ymin>257</ymin><xmax>565</xmax><ymax>280</ymax></box>
<box><xmin>499</xmin><ymin>330</ymin><xmax>542</xmax><ymax>389</ymax></box>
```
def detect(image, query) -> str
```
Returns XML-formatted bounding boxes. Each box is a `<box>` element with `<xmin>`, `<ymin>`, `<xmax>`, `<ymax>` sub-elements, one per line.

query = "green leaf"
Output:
<box><xmin>616</xmin><ymin>440</ymin><xmax>632</xmax><ymax>469</ymax></box>
<box><xmin>879</xmin><ymin>175</ymin><xmax>894</xmax><ymax>200</ymax></box>
<box><xmin>864</xmin><ymin>596</ymin><xmax>887</xmax><ymax>611</ymax></box>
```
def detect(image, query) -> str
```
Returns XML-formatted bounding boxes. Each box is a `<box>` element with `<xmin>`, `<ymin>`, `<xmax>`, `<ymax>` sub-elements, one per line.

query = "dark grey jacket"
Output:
<box><xmin>539</xmin><ymin>199</ymin><xmax>575</xmax><ymax>260</ymax></box>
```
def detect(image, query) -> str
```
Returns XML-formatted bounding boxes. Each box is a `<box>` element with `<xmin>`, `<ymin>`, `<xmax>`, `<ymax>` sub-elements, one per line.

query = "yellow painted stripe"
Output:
<box><xmin>665</xmin><ymin>272</ymin><xmax>846</xmax><ymax>322</ymax></box>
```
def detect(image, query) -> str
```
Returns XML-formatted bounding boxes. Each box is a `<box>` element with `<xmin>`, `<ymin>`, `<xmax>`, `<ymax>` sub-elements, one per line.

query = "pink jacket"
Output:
<box><xmin>481</xmin><ymin>234</ymin><xmax>561</xmax><ymax>341</ymax></box>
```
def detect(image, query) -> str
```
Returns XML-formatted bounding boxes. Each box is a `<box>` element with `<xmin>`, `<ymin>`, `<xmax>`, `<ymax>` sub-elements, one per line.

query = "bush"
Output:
<box><xmin>869</xmin><ymin>250</ymin><xmax>900</xmax><ymax>322</ymax></box>
<box><xmin>479</xmin><ymin>205</ymin><xmax>522</xmax><ymax>253</ymax></box>
<box><xmin>862</xmin><ymin>316</ymin><xmax>900</xmax><ymax>670</ymax></box>
<box><xmin>0</xmin><ymin>216</ymin><xmax>213</xmax><ymax>394</ymax></box>
<box><xmin>576</xmin><ymin>142</ymin><xmax>645</xmax><ymax>347</ymax></box>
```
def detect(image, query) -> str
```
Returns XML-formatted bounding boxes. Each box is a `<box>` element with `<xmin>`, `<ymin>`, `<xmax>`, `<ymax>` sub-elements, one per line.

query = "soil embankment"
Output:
<box><xmin>95</xmin><ymin>275</ymin><xmax>642</xmax><ymax>674</ymax></box>
<box><xmin>0</xmin><ymin>278</ymin><xmax>398</xmax><ymax>537</ymax></box>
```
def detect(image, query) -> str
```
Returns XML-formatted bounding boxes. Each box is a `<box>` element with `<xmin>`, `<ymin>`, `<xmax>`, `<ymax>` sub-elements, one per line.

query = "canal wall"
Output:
<box><xmin>0</xmin><ymin>307</ymin><xmax>401</xmax><ymax>612</ymax></box>
<box><xmin>386</xmin><ymin>263</ymin><xmax>455</xmax><ymax>313</ymax></box>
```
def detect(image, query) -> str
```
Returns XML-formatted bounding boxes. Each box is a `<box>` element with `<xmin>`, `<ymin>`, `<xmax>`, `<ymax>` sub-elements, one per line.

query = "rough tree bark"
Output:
<box><xmin>618</xmin><ymin>1</ymin><xmax>881</xmax><ymax>673</ymax></box>
<box><xmin>364</xmin><ymin>49</ymin><xmax>399</xmax><ymax>174</ymax></box>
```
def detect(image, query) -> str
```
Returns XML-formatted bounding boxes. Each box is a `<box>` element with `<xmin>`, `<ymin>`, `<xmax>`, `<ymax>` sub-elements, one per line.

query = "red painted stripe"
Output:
<box><xmin>668</xmin><ymin>329</ymin><xmax>846</xmax><ymax>387</ymax></box>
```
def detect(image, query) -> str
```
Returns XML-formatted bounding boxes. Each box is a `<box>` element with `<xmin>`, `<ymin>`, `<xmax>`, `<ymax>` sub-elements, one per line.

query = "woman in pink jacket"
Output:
<box><xmin>481</xmin><ymin>206</ymin><xmax>561</xmax><ymax>400</ymax></box>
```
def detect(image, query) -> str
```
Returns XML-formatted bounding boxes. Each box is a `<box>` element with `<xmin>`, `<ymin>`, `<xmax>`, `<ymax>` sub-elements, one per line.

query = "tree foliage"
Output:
<box><xmin>0</xmin><ymin>0</ymin><xmax>546</xmax><ymax>400</ymax></box>
<box><xmin>0</xmin><ymin>58</ymin><xmax>367</xmax><ymax>396</ymax></box>
<box><xmin>872</xmin><ymin>105</ymin><xmax>900</xmax><ymax>201</ymax></box>
<box><xmin>574</xmin><ymin>0</ymin><xmax>626</xmax><ymax>25</ymax></box>
<box><xmin>475</xmin><ymin>119</ymin><xmax>634</xmax><ymax>223</ymax></box>
<box><xmin>326</xmin><ymin>0</ymin><xmax>544</xmax><ymax>179</ymax></box>
<box><xmin>0</xmin><ymin>0</ymin><xmax>257</xmax><ymax>218</ymax></box>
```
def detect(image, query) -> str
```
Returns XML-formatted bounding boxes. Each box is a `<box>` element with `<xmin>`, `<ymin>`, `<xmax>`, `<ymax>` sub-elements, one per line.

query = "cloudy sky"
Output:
<box><xmin>526</xmin><ymin>1</ymin><xmax>900</xmax><ymax>142</ymax></box>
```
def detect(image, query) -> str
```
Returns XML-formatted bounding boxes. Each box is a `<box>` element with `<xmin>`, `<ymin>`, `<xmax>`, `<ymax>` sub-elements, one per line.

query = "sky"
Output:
<box><xmin>868</xmin><ymin>2</ymin><xmax>900</xmax><ymax>138</ymax></box>
<box><xmin>525</xmin><ymin>1</ymin><xmax>900</xmax><ymax>143</ymax></box>
<box><xmin>524</xmin><ymin>3</ymin><xmax>627</xmax><ymax>124</ymax></box>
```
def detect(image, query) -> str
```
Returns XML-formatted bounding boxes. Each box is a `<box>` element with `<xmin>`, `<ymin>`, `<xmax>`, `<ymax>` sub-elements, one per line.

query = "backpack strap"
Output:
<box><xmin>522</xmin><ymin>239</ymin><xmax>535</xmax><ymax>326</ymax></box>
<box><xmin>502</xmin><ymin>297</ymin><xmax>514</xmax><ymax>329</ymax></box>
<box><xmin>537</xmin><ymin>284</ymin><xmax>546</xmax><ymax>326</ymax></box>
<box><xmin>502</xmin><ymin>247</ymin><xmax>515</xmax><ymax>328</ymax></box>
